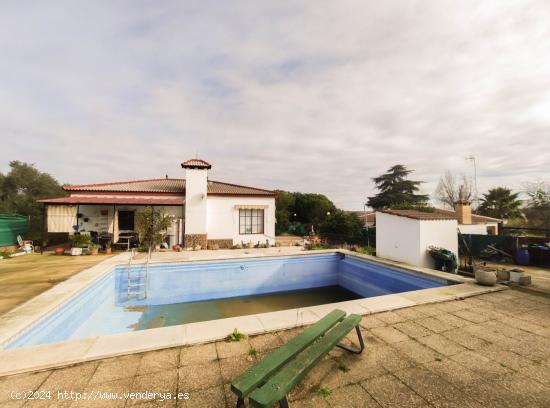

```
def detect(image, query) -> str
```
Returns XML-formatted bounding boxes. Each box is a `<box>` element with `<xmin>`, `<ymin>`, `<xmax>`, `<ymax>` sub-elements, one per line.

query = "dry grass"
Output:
<box><xmin>0</xmin><ymin>252</ymin><xmax>112</xmax><ymax>315</ymax></box>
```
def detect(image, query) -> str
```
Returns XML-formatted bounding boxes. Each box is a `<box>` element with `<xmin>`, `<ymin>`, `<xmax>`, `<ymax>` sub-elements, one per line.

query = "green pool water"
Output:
<box><xmin>127</xmin><ymin>285</ymin><xmax>360</xmax><ymax>330</ymax></box>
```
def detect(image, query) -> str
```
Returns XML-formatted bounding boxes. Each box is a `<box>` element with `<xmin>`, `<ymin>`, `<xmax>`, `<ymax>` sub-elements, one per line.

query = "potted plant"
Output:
<box><xmin>70</xmin><ymin>234</ymin><xmax>91</xmax><ymax>256</ymax></box>
<box><xmin>90</xmin><ymin>244</ymin><xmax>100</xmax><ymax>256</ymax></box>
<box><xmin>55</xmin><ymin>247</ymin><xmax>65</xmax><ymax>255</ymax></box>
<box><xmin>104</xmin><ymin>241</ymin><xmax>112</xmax><ymax>254</ymax></box>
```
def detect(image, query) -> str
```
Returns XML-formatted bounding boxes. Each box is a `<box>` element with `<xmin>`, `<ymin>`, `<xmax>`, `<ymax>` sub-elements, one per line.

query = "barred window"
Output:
<box><xmin>239</xmin><ymin>209</ymin><xmax>264</xmax><ymax>234</ymax></box>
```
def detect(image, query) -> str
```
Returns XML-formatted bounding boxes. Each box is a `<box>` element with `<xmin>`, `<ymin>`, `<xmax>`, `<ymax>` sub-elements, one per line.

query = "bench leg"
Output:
<box><xmin>279</xmin><ymin>396</ymin><xmax>289</xmax><ymax>408</ymax></box>
<box><xmin>236</xmin><ymin>397</ymin><xmax>245</xmax><ymax>408</ymax></box>
<box><xmin>336</xmin><ymin>325</ymin><xmax>364</xmax><ymax>354</ymax></box>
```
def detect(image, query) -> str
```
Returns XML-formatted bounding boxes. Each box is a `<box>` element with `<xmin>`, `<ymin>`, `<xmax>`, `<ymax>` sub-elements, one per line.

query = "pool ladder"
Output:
<box><xmin>127</xmin><ymin>249</ymin><xmax>149</xmax><ymax>300</ymax></box>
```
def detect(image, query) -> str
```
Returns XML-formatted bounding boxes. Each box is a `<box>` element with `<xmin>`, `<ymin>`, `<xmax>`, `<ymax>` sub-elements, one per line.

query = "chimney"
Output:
<box><xmin>456</xmin><ymin>200</ymin><xmax>472</xmax><ymax>225</ymax></box>
<box><xmin>181</xmin><ymin>159</ymin><xmax>211</xmax><ymax>248</ymax></box>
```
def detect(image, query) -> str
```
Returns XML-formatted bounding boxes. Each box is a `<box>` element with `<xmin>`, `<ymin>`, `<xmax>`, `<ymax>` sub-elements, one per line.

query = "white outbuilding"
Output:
<box><xmin>375</xmin><ymin>209</ymin><xmax>459</xmax><ymax>270</ymax></box>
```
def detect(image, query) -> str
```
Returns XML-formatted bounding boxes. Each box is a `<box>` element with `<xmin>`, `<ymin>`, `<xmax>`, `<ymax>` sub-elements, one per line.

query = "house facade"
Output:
<box><xmin>39</xmin><ymin>159</ymin><xmax>276</xmax><ymax>249</ymax></box>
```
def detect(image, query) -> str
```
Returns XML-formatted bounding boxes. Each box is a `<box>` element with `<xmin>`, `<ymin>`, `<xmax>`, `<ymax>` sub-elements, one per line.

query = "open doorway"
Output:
<box><xmin>118</xmin><ymin>210</ymin><xmax>135</xmax><ymax>231</ymax></box>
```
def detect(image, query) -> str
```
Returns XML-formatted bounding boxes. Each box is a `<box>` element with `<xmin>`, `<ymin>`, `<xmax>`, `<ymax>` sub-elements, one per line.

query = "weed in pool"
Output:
<box><xmin>227</xmin><ymin>328</ymin><xmax>246</xmax><ymax>342</ymax></box>
<box><xmin>337</xmin><ymin>364</ymin><xmax>350</xmax><ymax>373</ymax></box>
<box><xmin>435</xmin><ymin>357</ymin><xmax>442</xmax><ymax>362</ymax></box>
<box><xmin>248</xmin><ymin>347</ymin><xmax>257</xmax><ymax>357</ymax></box>
<box><xmin>317</xmin><ymin>387</ymin><xmax>332</xmax><ymax>398</ymax></box>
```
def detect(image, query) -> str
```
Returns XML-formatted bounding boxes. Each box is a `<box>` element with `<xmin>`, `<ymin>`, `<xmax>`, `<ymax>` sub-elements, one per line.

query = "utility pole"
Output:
<box><xmin>465</xmin><ymin>155</ymin><xmax>478</xmax><ymax>208</ymax></box>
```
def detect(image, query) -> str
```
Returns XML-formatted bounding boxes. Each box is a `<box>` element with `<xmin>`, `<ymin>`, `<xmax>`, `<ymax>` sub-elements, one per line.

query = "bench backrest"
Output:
<box><xmin>250</xmin><ymin>314</ymin><xmax>362</xmax><ymax>408</ymax></box>
<box><xmin>230</xmin><ymin>309</ymin><xmax>346</xmax><ymax>398</ymax></box>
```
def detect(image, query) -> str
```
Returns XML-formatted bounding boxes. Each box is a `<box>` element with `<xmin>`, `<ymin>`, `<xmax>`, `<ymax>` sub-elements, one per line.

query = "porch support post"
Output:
<box><xmin>41</xmin><ymin>204</ymin><xmax>46</xmax><ymax>254</ymax></box>
<box><xmin>112</xmin><ymin>205</ymin><xmax>116</xmax><ymax>238</ymax></box>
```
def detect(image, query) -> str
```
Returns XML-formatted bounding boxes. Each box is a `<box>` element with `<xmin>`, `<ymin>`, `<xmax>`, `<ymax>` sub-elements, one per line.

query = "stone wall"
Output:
<box><xmin>184</xmin><ymin>234</ymin><xmax>207</xmax><ymax>249</ymax></box>
<box><xmin>207</xmin><ymin>239</ymin><xmax>233</xmax><ymax>249</ymax></box>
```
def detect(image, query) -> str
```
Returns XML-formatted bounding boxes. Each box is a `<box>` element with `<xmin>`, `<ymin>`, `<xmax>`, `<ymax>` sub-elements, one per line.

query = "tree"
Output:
<box><xmin>319</xmin><ymin>210</ymin><xmax>364</xmax><ymax>242</ymax></box>
<box><xmin>434</xmin><ymin>170</ymin><xmax>472</xmax><ymax>209</ymax></box>
<box><xmin>367</xmin><ymin>165</ymin><xmax>429</xmax><ymax>210</ymax></box>
<box><xmin>135</xmin><ymin>206</ymin><xmax>172</xmax><ymax>251</ymax></box>
<box><xmin>0</xmin><ymin>161</ymin><xmax>66</xmax><ymax>240</ymax></box>
<box><xmin>477</xmin><ymin>187</ymin><xmax>522</xmax><ymax>220</ymax></box>
<box><xmin>274</xmin><ymin>190</ymin><xmax>295</xmax><ymax>234</ymax></box>
<box><xmin>274</xmin><ymin>191</ymin><xmax>336</xmax><ymax>235</ymax></box>
<box><xmin>524</xmin><ymin>182</ymin><xmax>550</xmax><ymax>237</ymax></box>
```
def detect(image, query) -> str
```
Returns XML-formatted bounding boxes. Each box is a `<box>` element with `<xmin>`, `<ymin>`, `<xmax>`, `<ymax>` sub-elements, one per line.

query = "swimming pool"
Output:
<box><xmin>3</xmin><ymin>253</ymin><xmax>451</xmax><ymax>349</ymax></box>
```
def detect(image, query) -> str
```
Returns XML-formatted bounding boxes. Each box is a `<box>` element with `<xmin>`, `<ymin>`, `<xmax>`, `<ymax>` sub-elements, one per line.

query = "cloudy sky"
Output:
<box><xmin>1</xmin><ymin>1</ymin><xmax>549</xmax><ymax>209</ymax></box>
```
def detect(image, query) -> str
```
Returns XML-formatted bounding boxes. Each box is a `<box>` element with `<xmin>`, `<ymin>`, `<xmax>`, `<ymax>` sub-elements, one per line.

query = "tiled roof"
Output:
<box><xmin>64</xmin><ymin>179</ymin><xmax>185</xmax><ymax>193</ymax></box>
<box><xmin>351</xmin><ymin>211</ymin><xmax>375</xmax><ymax>222</ymax></box>
<box><xmin>63</xmin><ymin>178</ymin><xmax>276</xmax><ymax>196</ymax></box>
<box><xmin>181</xmin><ymin>159</ymin><xmax>211</xmax><ymax>169</ymax></box>
<box><xmin>38</xmin><ymin>196</ymin><xmax>185</xmax><ymax>205</ymax></box>
<box><xmin>378</xmin><ymin>208</ymin><xmax>501</xmax><ymax>222</ymax></box>
<box><xmin>379</xmin><ymin>209</ymin><xmax>457</xmax><ymax>221</ymax></box>
<box><xmin>433</xmin><ymin>208</ymin><xmax>501</xmax><ymax>223</ymax></box>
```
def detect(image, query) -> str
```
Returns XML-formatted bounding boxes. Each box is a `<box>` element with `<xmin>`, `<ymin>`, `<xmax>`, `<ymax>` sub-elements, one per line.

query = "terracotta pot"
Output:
<box><xmin>55</xmin><ymin>247</ymin><xmax>65</xmax><ymax>255</ymax></box>
<box><xmin>104</xmin><ymin>247</ymin><xmax>112</xmax><ymax>254</ymax></box>
<box><xmin>91</xmin><ymin>247</ymin><xmax>99</xmax><ymax>256</ymax></box>
<box><xmin>172</xmin><ymin>245</ymin><xmax>181</xmax><ymax>252</ymax></box>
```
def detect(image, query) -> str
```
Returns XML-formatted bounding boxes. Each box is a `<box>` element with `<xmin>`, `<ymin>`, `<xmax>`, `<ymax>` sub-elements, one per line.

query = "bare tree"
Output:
<box><xmin>434</xmin><ymin>170</ymin><xmax>472</xmax><ymax>209</ymax></box>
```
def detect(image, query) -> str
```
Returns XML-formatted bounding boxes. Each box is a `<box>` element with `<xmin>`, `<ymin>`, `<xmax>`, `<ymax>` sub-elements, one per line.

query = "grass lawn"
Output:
<box><xmin>0</xmin><ymin>252</ymin><xmax>113</xmax><ymax>316</ymax></box>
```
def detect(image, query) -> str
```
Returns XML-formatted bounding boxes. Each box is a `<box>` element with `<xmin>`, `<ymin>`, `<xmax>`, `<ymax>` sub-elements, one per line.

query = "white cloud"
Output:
<box><xmin>0</xmin><ymin>0</ymin><xmax>549</xmax><ymax>209</ymax></box>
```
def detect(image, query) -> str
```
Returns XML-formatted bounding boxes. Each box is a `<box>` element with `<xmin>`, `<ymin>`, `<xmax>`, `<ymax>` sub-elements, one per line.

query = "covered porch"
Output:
<box><xmin>39</xmin><ymin>196</ymin><xmax>185</xmax><ymax>249</ymax></box>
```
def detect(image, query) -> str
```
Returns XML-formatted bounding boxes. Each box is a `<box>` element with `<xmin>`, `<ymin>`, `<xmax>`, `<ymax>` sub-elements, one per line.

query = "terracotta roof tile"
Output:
<box><xmin>378</xmin><ymin>209</ymin><xmax>457</xmax><ymax>221</ymax></box>
<box><xmin>38</xmin><ymin>196</ymin><xmax>184</xmax><ymax>205</ymax></box>
<box><xmin>181</xmin><ymin>159</ymin><xmax>211</xmax><ymax>169</ymax></box>
<box><xmin>378</xmin><ymin>208</ymin><xmax>501</xmax><ymax>222</ymax></box>
<box><xmin>63</xmin><ymin>178</ymin><xmax>275</xmax><ymax>196</ymax></box>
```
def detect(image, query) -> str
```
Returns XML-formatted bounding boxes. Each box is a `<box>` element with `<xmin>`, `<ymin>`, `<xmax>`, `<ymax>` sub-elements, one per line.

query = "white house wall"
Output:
<box><xmin>419</xmin><ymin>219</ymin><xmax>459</xmax><ymax>268</ymax></box>
<box><xmin>458</xmin><ymin>223</ymin><xmax>499</xmax><ymax>235</ymax></box>
<box><xmin>207</xmin><ymin>196</ymin><xmax>276</xmax><ymax>245</ymax></box>
<box><xmin>375</xmin><ymin>212</ymin><xmax>422</xmax><ymax>266</ymax></box>
<box><xmin>376</xmin><ymin>212</ymin><xmax>459</xmax><ymax>269</ymax></box>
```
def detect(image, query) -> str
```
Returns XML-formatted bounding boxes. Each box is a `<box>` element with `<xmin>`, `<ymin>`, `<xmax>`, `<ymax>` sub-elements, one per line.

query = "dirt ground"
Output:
<box><xmin>0</xmin><ymin>253</ymin><xmax>113</xmax><ymax>316</ymax></box>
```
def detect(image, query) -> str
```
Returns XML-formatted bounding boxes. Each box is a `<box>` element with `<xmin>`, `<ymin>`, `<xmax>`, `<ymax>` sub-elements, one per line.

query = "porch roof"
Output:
<box><xmin>38</xmin><ymin>196</ymin><xmax>185</xmax><ymax>206</ymax></box>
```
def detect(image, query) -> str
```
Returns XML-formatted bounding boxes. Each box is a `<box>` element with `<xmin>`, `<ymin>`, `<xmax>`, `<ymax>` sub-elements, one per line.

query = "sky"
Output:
<box><xmin>1</xmin><ymin>1</ymin><xmax>549</xmax><ymax>210</ymax></box>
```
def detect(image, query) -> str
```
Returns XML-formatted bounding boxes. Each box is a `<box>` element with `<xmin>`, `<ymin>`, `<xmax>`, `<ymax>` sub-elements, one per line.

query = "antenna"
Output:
<box><xmin>465</xmin><ymin>155</ymin><xmax>478</xmax><ymax>208</ymax></box>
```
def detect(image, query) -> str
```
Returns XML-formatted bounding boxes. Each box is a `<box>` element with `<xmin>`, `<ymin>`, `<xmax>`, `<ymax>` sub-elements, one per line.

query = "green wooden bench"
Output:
<box><xmin>230</xmin><ymin>309</ymin><xmax>364</xmax><ymax>408</ymax></box>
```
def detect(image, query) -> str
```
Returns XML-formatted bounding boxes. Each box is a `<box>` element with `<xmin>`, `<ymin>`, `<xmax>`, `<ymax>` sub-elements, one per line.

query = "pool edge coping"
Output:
<box><xmin>0</xmin><ymin>250</ymin><xmax>502</xmax><ymax>377</ymax></box>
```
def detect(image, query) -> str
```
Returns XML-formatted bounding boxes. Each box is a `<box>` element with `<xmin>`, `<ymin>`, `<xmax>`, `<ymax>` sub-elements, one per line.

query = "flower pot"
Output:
<box><xmin>510</xmin><ymin>270</ymin><xmax>525</xmax><ymax>283</ymax></box>
<box><xmin>172</xmin><ymin>245</ymin><xmax>181</xmax><ymax>252</ymax></box>
<box><xmin>55</xmin><ymin>247</ymin><xmax>65</xmax><ymax>255</ymax></box>
<box><xmin>475</xmin><ymin>270</ymin><xmax>497</xmax><ymax>286</ymax></box>
<box><xmin>90</xmin><ymin>247</ymin><xmax>99</xmax><ymax>256</ymax></box>
<box><xmin>496</xmin><ymin>269</ymin><xmax>510</xmax><ymax>281</ymax></box>
<box><xmin>104</xmin><ymin>247</ymin><xmax>112</xmax><ymax>254</ymax></box>
<box><xmin>70</xmin><ymin>247</ymin><xmax>83</xmax><ymax>256</ymax></box>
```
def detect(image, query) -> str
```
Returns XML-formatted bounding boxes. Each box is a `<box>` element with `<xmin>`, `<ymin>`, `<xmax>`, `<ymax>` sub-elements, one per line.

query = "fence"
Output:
<box><xmin>0</xmin><ymin>214</ymin><xmax>29</xmax><ymax>247</ymax></box>
<box><xmin>459</xmin><ymin>234</ymin><xmax>515</xmax><ymax>258</ymax></box>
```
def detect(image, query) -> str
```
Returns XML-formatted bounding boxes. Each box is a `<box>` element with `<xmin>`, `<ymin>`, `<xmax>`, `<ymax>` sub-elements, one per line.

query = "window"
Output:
<box><xmin>239</xmin><ymin>209</ymin><xmax>264</xmax><ymax>234</ymax></box>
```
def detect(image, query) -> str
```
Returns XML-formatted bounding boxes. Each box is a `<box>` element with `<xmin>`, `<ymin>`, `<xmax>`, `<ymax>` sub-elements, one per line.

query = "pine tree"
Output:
<box><xmin>367</xmin><ymin>165</ymin><xmax>429</xmax><ymax>210</ymax></box>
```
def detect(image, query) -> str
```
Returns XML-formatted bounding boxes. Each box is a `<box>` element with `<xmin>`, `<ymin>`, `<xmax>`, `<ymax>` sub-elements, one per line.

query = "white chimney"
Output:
<box><xmin>181</xmin><ymin>159</ymin><xmax>211</xmax><ymax>248</ymax></box>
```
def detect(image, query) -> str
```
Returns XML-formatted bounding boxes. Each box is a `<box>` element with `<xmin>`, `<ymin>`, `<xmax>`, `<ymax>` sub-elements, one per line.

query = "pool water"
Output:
<box><xmin>4</xmin><ymin>254</ymin><xmax>451</xmax><ymax>349</ymax></box>
<box><xmin>128</xmin><ymin>286</ymin><xmax>361</xmax><ymax>330</ymax></box>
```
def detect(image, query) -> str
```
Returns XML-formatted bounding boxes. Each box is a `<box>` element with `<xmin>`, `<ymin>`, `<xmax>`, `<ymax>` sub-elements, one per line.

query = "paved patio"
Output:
<box><xmin>1</xmin><ymin>289</ymin><xmax>549</xmax><ymax>407</ymax></box>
